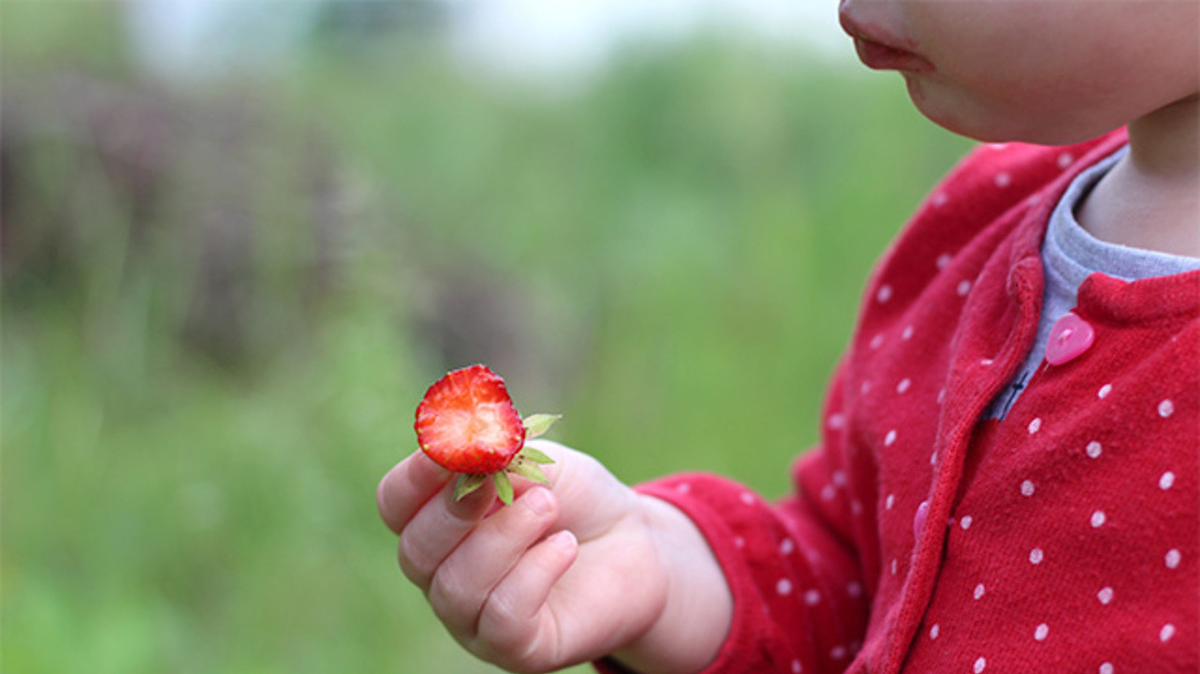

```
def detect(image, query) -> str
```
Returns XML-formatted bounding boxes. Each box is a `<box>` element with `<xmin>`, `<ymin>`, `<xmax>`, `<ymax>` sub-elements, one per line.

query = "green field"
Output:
<box><xmin>1</xmin><ymin>4</ymin><xmax>972</xmax><ymax>673</ymax></box>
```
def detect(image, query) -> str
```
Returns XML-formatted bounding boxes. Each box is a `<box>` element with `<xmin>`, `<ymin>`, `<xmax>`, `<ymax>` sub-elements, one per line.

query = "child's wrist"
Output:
<box><xmin>609</xmin><ymin>494</ymin><xmax>732</xmax><ymax>674</ymax></box>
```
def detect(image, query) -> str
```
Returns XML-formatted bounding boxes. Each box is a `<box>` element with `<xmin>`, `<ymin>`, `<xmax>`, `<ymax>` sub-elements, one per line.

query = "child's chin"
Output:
<box><xmin>902</xmin><ymin>80</ymin><xmax>1020</xmax><ymax>144</ymax></box>
<box><xmin>905</xmin><ymin>80</ymin><xmax>1123</xmax><ymax>146</ymax></box>
<box><xmin>902</xmin><ymin>78</ymin><xmax>981</xmax><ymax>140</ymax></box>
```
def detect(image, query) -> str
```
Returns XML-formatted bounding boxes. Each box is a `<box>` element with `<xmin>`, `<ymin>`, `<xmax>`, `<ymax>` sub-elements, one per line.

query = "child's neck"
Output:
<box><xmin>1075</xmin><ymin>93</ymin><xmax>1200</xmax><ymax>259</ymax></box>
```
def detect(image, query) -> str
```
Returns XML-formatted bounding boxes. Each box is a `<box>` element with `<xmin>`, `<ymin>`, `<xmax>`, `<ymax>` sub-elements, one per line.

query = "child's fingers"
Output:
<box><xmin>426</xmin><ymin>487</ymin><xmax>560</xmax><ymax>629</ymax></box>
<box><xmin>396</xmin><ymin>478</ymin><xmax>497</xmax><ymax>590</ymax></box>
<box><xmin>377</xmin><ymin>450</ymin><xmax>452</xmax><ymax>535</ymax></box>
<box><xmin>474</xmin><ymin>529</ymin><xmax>579</xmax><ymax>670</ymax></box>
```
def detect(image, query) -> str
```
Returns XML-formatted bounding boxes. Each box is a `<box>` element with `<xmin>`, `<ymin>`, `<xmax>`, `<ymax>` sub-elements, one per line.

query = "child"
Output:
<box><xmin>377</xmin><ymin>1</ymin><xmax>1199</xmax><ymax>672</ymax></box>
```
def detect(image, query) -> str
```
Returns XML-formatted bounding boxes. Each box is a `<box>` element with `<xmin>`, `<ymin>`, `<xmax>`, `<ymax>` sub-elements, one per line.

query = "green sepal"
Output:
<box><xmin>454</xmin><ymin>473</ymin><xmax>488</xmax><ymax>501</ymax></box>
<box><xmin>522</xmin><ymin>414</ymin><xmax>562</xmax><ymax>439</ymax></box>
<box><xmin>506</xmin><ymin>460</ymin><xmax>550</xmax><ymax>484</ymax></box>
<box><xmin>517</xmin><ymin>446</ymin><xmax>555</xmax><ymax>465</ymax></box>
<box><xmin>493</xmin><ymin>472</ymin><xmax>514</xmax><ymax>505</ymax></box>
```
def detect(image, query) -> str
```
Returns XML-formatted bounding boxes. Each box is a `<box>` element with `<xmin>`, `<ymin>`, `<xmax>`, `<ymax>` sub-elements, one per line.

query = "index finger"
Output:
<box><xmin>377</xmin><ymin>450</ymin><xmax>453</xmax><ymax>535</ymax></box>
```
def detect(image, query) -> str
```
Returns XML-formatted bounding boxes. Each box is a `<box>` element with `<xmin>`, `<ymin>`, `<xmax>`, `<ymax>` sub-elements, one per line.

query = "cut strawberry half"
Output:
<box><xmin>415</xmin><ymin>365</ymin><xmax>526</xmax><ymax>474</ymax></box>
<box><xmin>414</xmin><ymin>365</ymin><xmax>560</xmax><ymax>505</ymax></box>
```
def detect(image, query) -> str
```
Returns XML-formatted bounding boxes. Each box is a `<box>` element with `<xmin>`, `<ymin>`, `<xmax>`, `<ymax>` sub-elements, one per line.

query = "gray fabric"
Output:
<box><xmin>986</xmin><ymin>145</ymin><xmax>1200</xmax><ymax>419</ymax></box>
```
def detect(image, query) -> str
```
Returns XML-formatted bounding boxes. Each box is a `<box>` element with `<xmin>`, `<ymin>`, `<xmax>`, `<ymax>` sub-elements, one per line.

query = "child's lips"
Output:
<box><xmin>839</xmin><ymin>9</ymin><xmax>935</xmax><ymax>74</ymax></box>
<box><xmin>852</xmin><ymin>37</ymin><xmax>935</xmax><ymax>73</ymax></box>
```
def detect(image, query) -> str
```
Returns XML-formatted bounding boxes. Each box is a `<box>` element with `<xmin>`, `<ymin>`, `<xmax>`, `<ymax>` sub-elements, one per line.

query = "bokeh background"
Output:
<box><xmin>1</xmin><ymin>2</ymin><xmax>973</xmax><ymax>672</ymax></box>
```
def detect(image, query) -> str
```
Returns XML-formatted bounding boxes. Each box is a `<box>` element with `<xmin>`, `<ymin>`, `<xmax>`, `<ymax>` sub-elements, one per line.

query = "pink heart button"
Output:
<box><xmin>1045</xmin><ymin>312</ymin><xmax>1095</xmax><ymax>365</ymax></box>
<box><xmin>913</xmin><ymin>499</ymin><xmax>930</xmax><ymax>540</ymax></box>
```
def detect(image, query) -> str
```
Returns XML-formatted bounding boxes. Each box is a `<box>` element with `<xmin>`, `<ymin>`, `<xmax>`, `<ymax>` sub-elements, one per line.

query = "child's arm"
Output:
<box><xmin>376</xmin><ymin>440</ymin><xmax>733</xmax><ymax>674</ymax></box>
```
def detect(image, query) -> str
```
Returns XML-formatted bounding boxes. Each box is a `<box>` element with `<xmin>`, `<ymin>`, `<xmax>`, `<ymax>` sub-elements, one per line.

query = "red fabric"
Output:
<box><xmin>613</xmin><ymin>130</ymin><xmax>1199</xmax><ymax>674</ymax></box>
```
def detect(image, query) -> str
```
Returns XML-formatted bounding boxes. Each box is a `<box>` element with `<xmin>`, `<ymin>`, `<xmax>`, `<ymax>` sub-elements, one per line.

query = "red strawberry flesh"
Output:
<box><xmin>415</xmin><ymin>365</ymin><xmax>526</xmax><ymax>474</ymax></box>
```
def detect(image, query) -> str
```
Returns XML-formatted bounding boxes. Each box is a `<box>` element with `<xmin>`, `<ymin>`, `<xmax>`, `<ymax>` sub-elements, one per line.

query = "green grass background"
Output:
<box><xmin>1</xmin><ymin>3</ymin><xmax>972</xmax><ymax>672</ymax></box>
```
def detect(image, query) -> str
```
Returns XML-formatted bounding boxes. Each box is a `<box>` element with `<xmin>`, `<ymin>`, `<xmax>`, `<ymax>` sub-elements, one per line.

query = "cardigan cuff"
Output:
<box><xmin>593</xmin><ymin>472</ymin><xmax>786</xmax><ymax>674</ymax></box>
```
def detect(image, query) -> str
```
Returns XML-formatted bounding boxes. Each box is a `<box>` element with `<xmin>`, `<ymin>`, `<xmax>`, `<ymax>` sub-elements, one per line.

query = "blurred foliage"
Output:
<box><xmin>1</xmin><ymin>2</ymin><xmax>972</xmax><ymax>673</ymax></box>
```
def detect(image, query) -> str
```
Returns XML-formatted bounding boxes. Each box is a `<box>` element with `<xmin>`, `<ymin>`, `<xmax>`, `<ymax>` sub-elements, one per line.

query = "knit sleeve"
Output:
<box><xmin>594</xmin><ymin>361</ymin><xmax>871</xmax><ymax>674</ymax></box>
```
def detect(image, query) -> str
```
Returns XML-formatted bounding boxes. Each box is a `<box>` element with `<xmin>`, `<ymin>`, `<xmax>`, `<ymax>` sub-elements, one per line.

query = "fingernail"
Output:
<box><xmin>523</xmin><ymin>487</ymin><xmax>554</xmax><ymax>517</ymax></box>
<box><xmin>376</xmin><ymin>475</ymin><xmax>392</xmax><ymax>517</ymax></box>
<box><xmin>548</xmin><ymin>530</ymin><xmax>576</xmax><ymax>550</ymax></box>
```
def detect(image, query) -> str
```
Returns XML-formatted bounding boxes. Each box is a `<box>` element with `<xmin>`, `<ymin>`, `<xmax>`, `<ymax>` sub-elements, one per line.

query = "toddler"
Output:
<box><xmin>377</xmin><ymin>1</ymin><xmax>1199</xmax><ymax>672</ymax></box>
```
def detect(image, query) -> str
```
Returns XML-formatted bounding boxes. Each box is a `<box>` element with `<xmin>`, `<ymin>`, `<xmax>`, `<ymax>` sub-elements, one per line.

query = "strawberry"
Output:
<box><xmin>415</xmin><ymin>365</ymin><xmax>525</xmax><ymax>474</ymax></box>
<box><xmin>414</xmin><ymin>364</ymin><xmax>558</xmax><ymax>504</ymax></box>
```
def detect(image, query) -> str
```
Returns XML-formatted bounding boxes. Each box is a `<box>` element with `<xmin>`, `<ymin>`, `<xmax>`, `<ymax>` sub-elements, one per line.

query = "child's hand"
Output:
<box><xmin>377</xmin><ymin>440</ymin><xmax>732</xmax><ymax>674</ymax></box>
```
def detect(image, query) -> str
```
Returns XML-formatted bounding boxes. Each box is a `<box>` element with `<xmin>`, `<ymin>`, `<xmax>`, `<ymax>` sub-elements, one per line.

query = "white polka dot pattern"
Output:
<box><xmin>630</xmin><ymin>136</ymin><xmax>1198</xmax><ymax>674</ymax></box>
<box><xmin>1158</xmin><ymin>400</ymin><xmax>1175</xmax><ymax>418</ymax></box>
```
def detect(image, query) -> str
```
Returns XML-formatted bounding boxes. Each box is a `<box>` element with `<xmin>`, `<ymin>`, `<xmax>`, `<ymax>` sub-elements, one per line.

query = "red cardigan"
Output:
<box><xmin>628</xmin><ymin>130</ymin><xmax>1198</xmax><ymax>673</ymax></box>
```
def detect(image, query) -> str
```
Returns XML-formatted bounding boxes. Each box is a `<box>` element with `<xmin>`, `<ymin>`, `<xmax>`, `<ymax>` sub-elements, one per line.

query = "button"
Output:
<box><xmin>1045</xmin><ymin>312</ymin><xmax>1094</xmax><ymax>365</ymax></box>
<box><xmin>913</xmin><ymin>499</ymin><xmax>930</xmax><ymax>540</ymax></box>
